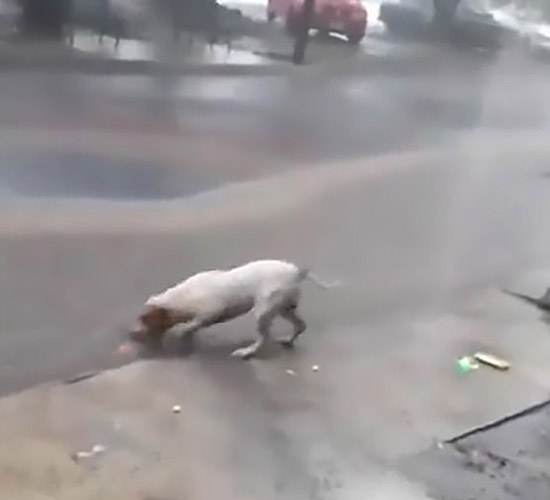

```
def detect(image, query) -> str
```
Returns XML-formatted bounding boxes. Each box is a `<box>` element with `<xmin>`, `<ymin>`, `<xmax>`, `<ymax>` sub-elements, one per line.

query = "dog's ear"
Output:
<box><xmin>155</xmin><ymin>307</ymin><xmax>170</xmax><ymax>327</ymax></box>
<box><xmin>129</xmin><ymin>306</ymin><xmax>170</xmax><ymax>343</ymax></box>
<box><xmin>140</xmin><ymin>306</ymin><xmax>170</xmax><ymax>329</ymax></box>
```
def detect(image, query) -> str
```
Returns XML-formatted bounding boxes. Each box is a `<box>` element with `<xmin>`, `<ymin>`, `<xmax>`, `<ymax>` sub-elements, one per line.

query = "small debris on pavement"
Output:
<box><xmin>456</xmin><ymin>356</ymin><xmax>479</xmax><ymax>373</ymax></box>
<box><xmin>311</xmin><ymin>365</ymin><xmax>320</xmax><ymax>372</ymax></box>
<box><xmin>454</xmin><ymin>443</ymin><xmax>509</xmax><ymax>473</ymax></box>
<box><xmin>465</xmin><ymin>448</ymin><xmax>486</xmax><ymax>472</ymax></box>
<box><xmin>72</xmin><ymin>444</ymin><xmax>106</xmax><ymax>461</ymax></box>
<box><xmin>474</xmin><ymin>352</ymin><xmax>510</xmax><ymax>371</ymax></box>
<box><xmin>286</xmin><ymin>369</ymin><xmax>296</xmax><ymax>376</ymax></box>
<box><xmin>172</xmin><ymin>405</ymin><xmax>182</xmax><ymax>414</ymax></box>
<box><xmin>117</xmin><ymin>342</ymin><xmax>137</xmax><ymax>356</ymax></box>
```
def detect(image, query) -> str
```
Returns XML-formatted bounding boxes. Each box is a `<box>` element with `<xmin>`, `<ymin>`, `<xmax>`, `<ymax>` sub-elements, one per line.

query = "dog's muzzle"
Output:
<box><xmin>128</xmin><ymin>326</ymin><xmax>148</xmax><ymax>343</ymax></box>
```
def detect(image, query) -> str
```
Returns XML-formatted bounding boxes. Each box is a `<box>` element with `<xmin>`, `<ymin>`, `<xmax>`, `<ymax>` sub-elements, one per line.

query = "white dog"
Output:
<box><xmin>129</xmin><ymin>259</ymin><xmax>339</xmax><ymax>359</ymax></box>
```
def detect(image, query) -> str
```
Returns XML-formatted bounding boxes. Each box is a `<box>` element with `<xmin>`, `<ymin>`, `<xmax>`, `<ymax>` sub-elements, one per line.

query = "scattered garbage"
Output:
<box><xmin>464</xmin><ymin>448</ymin><xmax>486</xmax><ymax>472</ymax></box>
<box><xmin>456</xmin><ymin>356</ymin><xmax>479</xmax><ymax>373</ymax></box>
<box><xmin>456</xmin><ymin>352</ymin><xmax>509</xmax><ymax>373</ymax></box>
<box><xmin>72</xmin><ymin>444</ymin><xmax>106</xmax><ymax>461</ymax></box>
<box><xmin>311</xmin><ymin>365</ymin><xmax>320</xmax><ymax>372</ymax></box>
<box><xmin>454</xmin><ymin>443</ymin><xmax>508</xmax><ymax>473</ymax></box>
<box><xmin>286</xmin><ymin>369</ymin><xmax>296</xmax><ymax>376</ymax></box>
<box><xmin>172</xmin><ymin>405</ymin><xmax>182</xmax><ymax>414</ymax></box>
<box><xmin>474</xmin><ymin>352</ymin><xmax>510</xmax><ymax>371</ymax></box>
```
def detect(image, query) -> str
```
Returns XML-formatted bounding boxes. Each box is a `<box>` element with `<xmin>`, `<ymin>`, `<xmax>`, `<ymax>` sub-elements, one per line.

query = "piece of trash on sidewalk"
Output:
<box><xmin>456</xmin><ymin>356</ymin><xmax>479</xmax><ymax>373</ymax></box>
<box><xmin>172</xmin><ymin>405</ymin><xmax>181</xmax><ymax>414</ymax></box>
<box><xmin>474</xmin><ymin>352</ymin><xmax>510</xmax><ymax>371</ymax></box>
<box><xmin>72</xmin><ymin>444</ymin><xmax>106</xmax><ymax>461</ymax></box>
<box><xmin>311</xmin><ymin>365</ymin><xmax>320</xmax><ymax>372</ymax></box>
<box><xmin>464</xmin><ymin>448</ymin><xmax>486</xmax><ymax>472</ymax></box>
<box><xmin>286</xmin><ymin>369</ymin><xmax>296</xmax><ymax>376</ymax></box>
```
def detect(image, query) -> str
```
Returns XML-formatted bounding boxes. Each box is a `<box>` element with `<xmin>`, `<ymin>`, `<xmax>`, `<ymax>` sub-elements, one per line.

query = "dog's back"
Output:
<box><xmin>226</xmin><ymin>260</ymin><xmax>300</xmax><ymax>286</ymax></box>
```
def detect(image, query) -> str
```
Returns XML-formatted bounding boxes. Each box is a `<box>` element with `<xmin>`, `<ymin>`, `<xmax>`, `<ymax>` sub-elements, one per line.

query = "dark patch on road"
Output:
<box><xmin>0</xmin><ymin>151</ymin><xmax>217</xmax><ymax>200</ymax></box>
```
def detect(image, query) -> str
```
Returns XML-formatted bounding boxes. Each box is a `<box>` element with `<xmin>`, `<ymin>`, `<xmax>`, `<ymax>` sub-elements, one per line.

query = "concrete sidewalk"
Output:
<box><xmin>1</xmin><ymin>284</ymin><xmax>550</xmax><ymax>500</ymax></box>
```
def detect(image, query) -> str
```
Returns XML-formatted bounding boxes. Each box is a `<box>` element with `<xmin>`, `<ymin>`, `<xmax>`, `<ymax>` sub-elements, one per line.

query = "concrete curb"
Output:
<box><xmin>0</xmin><ymin>55</ymin><xmax>293</xmax><ymax>76</ymax></box>
<box><xmin>0</xmin><ymin>37</ymin><xmax>454</xmax><ymax>78</ymax></box>
<box><xmin>0</xmin><ymin>52</ymin><xmax>447</xmax><ymax>77</ymax></box>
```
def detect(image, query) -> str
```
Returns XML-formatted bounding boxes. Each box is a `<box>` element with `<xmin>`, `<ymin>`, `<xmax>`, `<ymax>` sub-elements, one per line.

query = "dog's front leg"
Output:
<box><xmin>177</xmin><ymin>318</ymin><xmax>204</xmax><ymax>345</ymax></box>
<box><xmin>232</xmin><ymin>308</ymin><xmax>274</xmax><ymax>360</ymax></box>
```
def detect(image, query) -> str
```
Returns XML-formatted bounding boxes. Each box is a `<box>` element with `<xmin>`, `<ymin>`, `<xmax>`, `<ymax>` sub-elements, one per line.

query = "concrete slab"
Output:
<box><xmin>401</xmin><ymin>406</ymin><xmax>550</xmax><ymax>500</ymax></box>
<box><xmin>0</xmin><ymin>362</ymin><xmax>432</xmax><ymax>499</ymax></box>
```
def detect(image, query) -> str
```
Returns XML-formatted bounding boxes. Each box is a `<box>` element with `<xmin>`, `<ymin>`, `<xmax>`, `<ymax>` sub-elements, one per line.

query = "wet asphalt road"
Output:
<box><xmin>0</xmin><ymin>45</ymin><xmax>549</xmax><ymax>394</ymax></box>
<box><xmin>2</xmin><ymin>49</ymin><xmax>548</xmax><ymax>165</ymax></box>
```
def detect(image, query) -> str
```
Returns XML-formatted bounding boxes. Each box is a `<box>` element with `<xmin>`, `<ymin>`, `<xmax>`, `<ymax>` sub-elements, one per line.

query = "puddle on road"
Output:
<box><xmin>0</xmin><ymin>151</ymin><xmax>215</xmax><ymax>201</ymax></box>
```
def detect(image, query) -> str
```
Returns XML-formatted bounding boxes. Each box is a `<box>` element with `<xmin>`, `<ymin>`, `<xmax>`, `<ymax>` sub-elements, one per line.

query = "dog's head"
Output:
<box><xmin>129</xmin><ymin>305</ymin><xmax>171</xmax><ymax>344</ymax></box>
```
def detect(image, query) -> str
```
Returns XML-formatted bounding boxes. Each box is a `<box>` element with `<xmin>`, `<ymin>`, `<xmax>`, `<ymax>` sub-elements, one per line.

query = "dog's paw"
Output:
<box><xmin>140</xmin><ymin>342</ymin><xmax>163</xmax><ymax>358</ymax></box>
<box><xmin>231</xmin><ymin>347</ymin><xmax>255</xmax><ymax>360</ymax></box>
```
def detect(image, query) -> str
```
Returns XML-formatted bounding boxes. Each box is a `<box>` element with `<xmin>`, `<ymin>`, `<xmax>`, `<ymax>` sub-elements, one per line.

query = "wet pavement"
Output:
<box><xmin>2</xmin><ymin>138</ymin><xmax>550</xmax><ymax>499</ymax></box>
<box><xmin>1</xmin><ymin>50</ymin><xmax>548</xmax><ymax>167</ymax></box>
<box><xmin>1</xmin><ymin>25</ymin><xmax>550</xmax><ymax>499</ymax></box>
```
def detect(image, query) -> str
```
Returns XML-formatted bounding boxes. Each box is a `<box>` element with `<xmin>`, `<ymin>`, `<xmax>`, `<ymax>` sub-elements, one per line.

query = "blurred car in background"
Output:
<box><xmin>378</xmin><ymin>0</ymin><xmax>513</xmax><ymax>49</ymax></box>
<box><xmin>378</xmin><ymin>0</ymin><xmax>433</xmax><ymax>36</ymax></box>
<box><xmin>71</xmin><ymin>0</ymin><xmax>245</xmax><ymax>47</ymax></box>
<box><xmin>452</xmin><ymin>0</ymin><xmax>513</xmax><ymax>49</ymax></box>
<box><xmin>267</xmin><ymin>0</ymin><xmax>368</xmax><ymax>44</ymax></box>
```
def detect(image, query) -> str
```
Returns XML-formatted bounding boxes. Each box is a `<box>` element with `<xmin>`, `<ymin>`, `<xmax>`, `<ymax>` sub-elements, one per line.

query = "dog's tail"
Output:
<box><xmin>298</xmin><ymin>268</ymin><xmax>341</xmax><ymax>289</ymax></box>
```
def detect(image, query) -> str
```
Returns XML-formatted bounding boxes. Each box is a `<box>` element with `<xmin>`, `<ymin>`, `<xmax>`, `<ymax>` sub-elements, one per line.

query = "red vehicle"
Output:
<box><xmin>267</xmin><ymin>0</ymin><xmax>368</xmax><ymax>44</ymax></box>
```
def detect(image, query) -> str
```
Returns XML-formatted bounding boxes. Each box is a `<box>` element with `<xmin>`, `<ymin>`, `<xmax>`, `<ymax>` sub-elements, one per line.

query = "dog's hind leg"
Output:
<box><xmin>278</xmin><ymin>305</ymin><xmax>307</xmax><ymax>349</ymax></box>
